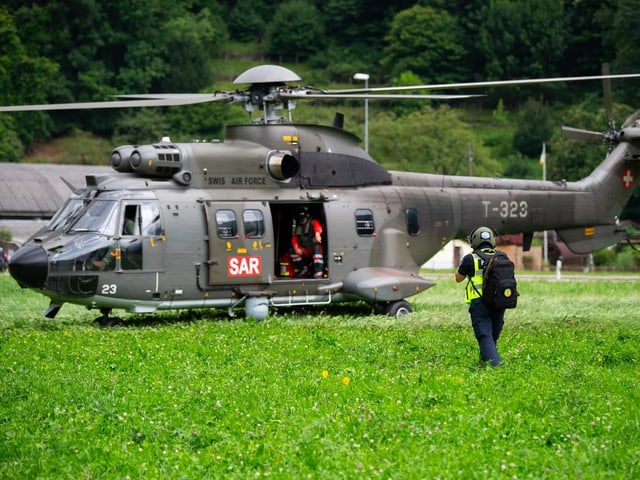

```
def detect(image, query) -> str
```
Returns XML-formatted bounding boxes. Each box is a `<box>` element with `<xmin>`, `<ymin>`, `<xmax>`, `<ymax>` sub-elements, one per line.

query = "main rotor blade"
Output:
<box><xmin>116</xmin><ymin>93</ymin><xmax>231</xmax><ymax>100</ymax></box>
<box><xmin>330</xmin><ymin>73</ymin><xmax>640</xmax><ymax>94</ymax></box>
<box><xmin>601</xmin><ymin>64</ymin><xmax>615</xmax><ymax>129</ymax></box>
<box><xmin>0</xmin><ymin>94</ymin><xmax>232</xmax><ymax>112</ymax></box>
<box><xmin>561</xmin><ymin>126</ymin><xmax>605</xmax><ymax>142</ymax></box>
<box><xmin>281</xmin><ymin>92</ymin><xmax>482</xmax><ymax>100</ymax></box>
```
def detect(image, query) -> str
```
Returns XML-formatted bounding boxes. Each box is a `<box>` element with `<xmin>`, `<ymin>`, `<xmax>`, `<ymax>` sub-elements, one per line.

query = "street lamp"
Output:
<box><xmin>353</xmin><ymin>72</ymin><xmax>370</xmax><ymax>152</ymax></box>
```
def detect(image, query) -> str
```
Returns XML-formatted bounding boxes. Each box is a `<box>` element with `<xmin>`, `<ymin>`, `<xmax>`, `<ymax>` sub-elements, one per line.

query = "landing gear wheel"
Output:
<box><xmin>384</xmin><ymin>300</ymin><xmax>413</xmax><ymax>318</ymax></box>
<box><xmin>94</xmin><ymin>308</ymin><xmax>124</xmax><ymax>327</ymax></box>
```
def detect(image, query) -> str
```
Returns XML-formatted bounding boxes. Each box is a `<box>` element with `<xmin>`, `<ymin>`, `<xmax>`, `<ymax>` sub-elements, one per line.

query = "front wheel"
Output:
<box><xmin>383</xmin><ymin>300</ymin><xmax>413</xmax><ymax>317</ymax></box>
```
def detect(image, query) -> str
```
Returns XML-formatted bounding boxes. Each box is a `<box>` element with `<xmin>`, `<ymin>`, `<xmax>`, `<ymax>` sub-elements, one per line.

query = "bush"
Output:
<box><xmin>593</xmin><ymin>248</ymin><xmax>616</xmax><ymax>267</ymax></box>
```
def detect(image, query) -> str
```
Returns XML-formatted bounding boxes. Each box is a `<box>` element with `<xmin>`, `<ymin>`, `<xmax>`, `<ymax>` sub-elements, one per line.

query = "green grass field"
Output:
<box><xmin>1</xmin><ymin>273</ymin><xmax>639</xmax><ymax>479</ymax></box>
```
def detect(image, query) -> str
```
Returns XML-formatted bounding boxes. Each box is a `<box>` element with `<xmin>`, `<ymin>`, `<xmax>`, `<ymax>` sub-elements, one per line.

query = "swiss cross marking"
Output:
<box><xmin>622</xmin><ymin>169</ymin><xmax>634</xmax><ymax>189</ymax></box>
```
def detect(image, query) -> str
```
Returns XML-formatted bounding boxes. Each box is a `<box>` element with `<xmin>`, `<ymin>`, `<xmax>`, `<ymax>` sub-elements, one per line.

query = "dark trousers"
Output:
<box><xmin>469</xmin><ymin>300</ymin><xmax>505</xmax><ymax>366</ymax></box>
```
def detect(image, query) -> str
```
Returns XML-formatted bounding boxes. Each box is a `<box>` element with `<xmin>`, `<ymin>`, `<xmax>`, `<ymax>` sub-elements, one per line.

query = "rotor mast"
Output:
<box><xmin>233</xmin><ymin>65</ymin><xmax>301</xmax><ymax>124</ymax></box>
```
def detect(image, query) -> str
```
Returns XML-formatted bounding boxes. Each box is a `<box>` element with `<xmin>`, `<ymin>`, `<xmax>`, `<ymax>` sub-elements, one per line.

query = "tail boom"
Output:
<box><xmin>391</xmin><ymin>125</ymin><xmax>640</xmax><ymax>254</ymax></box>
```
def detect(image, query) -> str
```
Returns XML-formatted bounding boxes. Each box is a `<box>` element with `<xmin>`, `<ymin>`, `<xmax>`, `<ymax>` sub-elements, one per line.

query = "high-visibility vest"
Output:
<box><xmin>464</xmin><ymin>249</ymin><xmax>495</xmax><ymax>304</ymax></box>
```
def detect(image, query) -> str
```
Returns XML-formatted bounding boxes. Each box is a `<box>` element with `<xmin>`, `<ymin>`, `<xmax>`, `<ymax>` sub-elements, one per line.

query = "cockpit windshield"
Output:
<box><xmin>68</xmin><ymin>200</ymin><xmax>119</xmax><ymax>235</ymax></box>
<box><xmin>47</xmin><ymin>197</ymin><xmax>86</xmax><ymax>231</ymax></box>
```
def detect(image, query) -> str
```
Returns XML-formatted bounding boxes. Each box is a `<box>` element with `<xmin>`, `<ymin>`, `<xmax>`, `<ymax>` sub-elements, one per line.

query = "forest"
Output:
<box><xmin>1</xmin><ymin>0</ymin><xmax>640</xmax><ymax>185</ymax></box>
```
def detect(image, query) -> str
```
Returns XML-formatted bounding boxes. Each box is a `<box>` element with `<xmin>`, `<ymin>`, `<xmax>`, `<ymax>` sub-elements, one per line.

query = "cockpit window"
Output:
<box><xmin>48</xmin><ymin>189</ymin><xmax>100</xmax><ymax>232</ymax></box>
<box><xmin>121</xmin><ymin>203</ymin><xmax>163</xmax><ymax>237</ymax></box>
<box><xmin>68</xmin><ymin>200</ymin><xmax>118</xmax><ymax>235</ymax></box>
<box><xmin>122</xmin><ymin>205</ymin><xmax>139</xmax><ymax>235</ymax></box>
<box><xmin>47</xmin><ymin>197</ymin><xmax>85</xmax><ymax>231</ymax></box>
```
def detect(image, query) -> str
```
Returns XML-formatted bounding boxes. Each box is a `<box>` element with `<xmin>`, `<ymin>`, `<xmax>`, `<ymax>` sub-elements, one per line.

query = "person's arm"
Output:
<box><xmin>291</xmin><ymin>234</ymin><xmax>302</xmax><ymax>255</ymax></box>
<box><xmin>455</xmin><ymin>254</ymin><xmax>472</xmax><ymax>283</ymax></box>
<box><xmin>312</xmin><ymin>219</ymin><xmax>323</xmax><ymax>243</ymax></box>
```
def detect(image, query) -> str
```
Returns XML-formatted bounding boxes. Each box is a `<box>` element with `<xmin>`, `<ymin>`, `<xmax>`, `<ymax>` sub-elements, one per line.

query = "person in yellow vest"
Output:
<box><xmin>455</xmin><ymin>226</ymin><xmax>504</xmax><ymax>367</ymax></box>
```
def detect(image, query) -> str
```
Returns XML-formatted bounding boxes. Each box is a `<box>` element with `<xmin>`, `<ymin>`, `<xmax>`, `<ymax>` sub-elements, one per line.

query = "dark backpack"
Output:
<box><xmin>475</xmin><ymin>250</ymin><xmax>518</xmax><ymax>309</ymax></box>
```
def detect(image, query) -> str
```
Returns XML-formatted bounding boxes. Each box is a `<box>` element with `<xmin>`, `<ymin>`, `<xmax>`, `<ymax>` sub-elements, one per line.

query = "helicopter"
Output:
<box><xmin>4</xmin><ymin>64</ymin><xmax>640</xmax><ymax>324</ymax></box>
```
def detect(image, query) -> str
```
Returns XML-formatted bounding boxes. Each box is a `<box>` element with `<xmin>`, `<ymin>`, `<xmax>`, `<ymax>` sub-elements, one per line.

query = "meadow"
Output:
<box><xmin>1</xmin><ymin>272</ymin><xmax>639</xmax><ymax>479</ymax></box>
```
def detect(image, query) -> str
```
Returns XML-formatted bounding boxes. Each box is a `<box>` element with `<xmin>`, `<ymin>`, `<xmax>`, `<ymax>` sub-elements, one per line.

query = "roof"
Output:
<box><xmin>0</xmin><ymin>163</ymin><xmax>112</xmax><ymax>219</ymax></box>
<box><xmin>0</xmin><ymin>163</ymin><xmax>113</xmax><ymax>244</ymax></box>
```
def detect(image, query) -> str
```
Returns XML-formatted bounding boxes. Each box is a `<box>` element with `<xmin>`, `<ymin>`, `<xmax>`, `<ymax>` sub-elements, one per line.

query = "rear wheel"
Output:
<box><xmin>384</xmin><ymin>300</ymin><xmax>413</xmax><ymax>317</ymax></box>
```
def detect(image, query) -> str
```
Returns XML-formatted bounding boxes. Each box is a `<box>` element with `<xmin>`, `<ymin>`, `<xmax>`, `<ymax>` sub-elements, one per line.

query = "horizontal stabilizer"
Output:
<box><xmin>342</xmin><ymin>267</ymin><xmax>434</xmax><ymax>302</ymax></box>
<box><xmin>556</xmin><ymin>223</ymin><xmax>631</xmax><ymax>254</ymax></box>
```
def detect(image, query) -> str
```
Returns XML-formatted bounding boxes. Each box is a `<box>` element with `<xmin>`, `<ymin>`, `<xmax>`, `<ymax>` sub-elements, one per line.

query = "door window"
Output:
<box><xmin>216</xmin><ymin>210</ymin><xmax>238</xmax><ymax>238</ymax></box>
<box><xmin>243</xmin><ymin>209</ymin><xmax>265</xmax><ymax>238</ymax></box>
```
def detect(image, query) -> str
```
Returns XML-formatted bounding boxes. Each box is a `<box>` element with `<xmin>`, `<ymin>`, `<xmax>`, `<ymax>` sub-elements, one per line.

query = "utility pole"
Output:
<box><xmin>353</xmin><ymin>73</ymin><xmax>370</xmax><ymax>152</ymax></box>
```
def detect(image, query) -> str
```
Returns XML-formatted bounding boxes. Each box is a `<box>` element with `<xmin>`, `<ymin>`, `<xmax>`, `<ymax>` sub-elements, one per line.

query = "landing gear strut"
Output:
<box><xmin>94</xmin><ymin>308</ymin><xmax>124</xmax><ymax>327</ymax></box>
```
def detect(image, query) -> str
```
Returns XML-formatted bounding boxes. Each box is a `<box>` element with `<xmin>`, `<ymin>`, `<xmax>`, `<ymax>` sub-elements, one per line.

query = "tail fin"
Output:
<box><xmin>559</xmin><ymin>113</ymin><xmax>640</xmax><ymax>252</ymax></box>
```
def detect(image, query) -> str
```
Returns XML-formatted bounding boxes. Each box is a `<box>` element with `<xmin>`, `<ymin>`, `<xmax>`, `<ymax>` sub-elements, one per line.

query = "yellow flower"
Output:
<box><xmin>342</xmin><ymin>377</ymin><xmax>350</xmax><ymax>385</ymax></box>
<box><xmin>322</xmin><ymin>370</ymin><xmax>329</xmax><ymax>378</ymax></box>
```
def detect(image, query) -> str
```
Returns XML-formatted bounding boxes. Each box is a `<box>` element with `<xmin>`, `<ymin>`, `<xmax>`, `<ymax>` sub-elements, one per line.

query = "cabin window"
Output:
<box><xmin>243</xmin><ymin>209</ymin><xmax>265</xmax><ymax>238</ymax></box>
<box><xmin>216</xmin><ymin>209</ymin><xmax>238</xmax><ymax>238</ymax></box>
<box><xmin>355</xmin><ymin>208</ymin><xmax>375</xmax><ymax>236</ymax></box>
<box><xmin>406</xmin><ymin>208</ymin><xmax>420</xmax><ymax>236</ymax></box>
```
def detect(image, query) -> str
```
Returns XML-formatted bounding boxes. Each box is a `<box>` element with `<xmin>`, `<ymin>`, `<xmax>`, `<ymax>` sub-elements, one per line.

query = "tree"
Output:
<box><xmin>477</xmin><ymin>0</ymin><xmax>567</xmax><ymax>97</ymax></box>
<box><xmin>0</xmin><ymin>116</ymin><xmax>24</xmax><ymax>162</ymax></box>
<box><xmin>512</xmin><ymin>99</ymin><xmax>554</xmax><ymax>158</ymax></box>
<box><xmin>382</xmin><ymin>5</ymin><xmax>467</xmax><ymax>84</ymax></box>
<box><xmin>547</xmin><ymin>94</ymin><xmax>625</xmax><ymax>182</ymax></box>
<box><xmin>311</xmin><ymin>0</ymin><xmax>417</xmax><ymax>78</ymax></box>
<box><xmin>266</xmin><ymin>0</ymin><xmax>325</xmax><ymax>62</ymax></box>
<box><xmin>388</xmin><ymin>71</ymin><xmax>429</xmax><ymax>117</ymax></box>
<box><xmin>5</xmin><ymin>1</ymin><xmax>228</xmax><ymax>141</ymax></box>
<box><xmin>228</xmin><ymin>0</ymin><xmax>271</xmax><ymax>42</ymax></box>
<box><xmin>0</xmin><ymin>7</ymin><xmax>58</xmax><ymax>149</ymax></box>
<box><xmin>154</xmin><ymin>9</ymin><xmax>226</xmax><ymax>93</ymax></box>
<box><xmin>563</xmin><ymin>0</ymin><xmax>608</xmax><ymax>75</ymax></box>
<box><xmin>369</xmin><ymin>106</ymin><xmax>499</xmax><ymax>177</ymax></box>
<box><xmin>602</xmin><ymin>0</ymin><xmax>640</xmax><ymax>105</ymax></box>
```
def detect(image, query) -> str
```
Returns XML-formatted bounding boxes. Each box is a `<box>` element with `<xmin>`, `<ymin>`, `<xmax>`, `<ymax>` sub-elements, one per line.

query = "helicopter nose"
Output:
<box><xmin>9</xmin><ymin>244</ymin><xmax>49</xmax><ymax>289</ymax></box>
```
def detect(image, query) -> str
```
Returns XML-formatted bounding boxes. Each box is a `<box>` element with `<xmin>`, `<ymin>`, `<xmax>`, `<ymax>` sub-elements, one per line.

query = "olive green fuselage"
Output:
<box><xmin>10</xmin><ymin>122</ymin><xmax>640</xmax><ymax>319</ymax></box>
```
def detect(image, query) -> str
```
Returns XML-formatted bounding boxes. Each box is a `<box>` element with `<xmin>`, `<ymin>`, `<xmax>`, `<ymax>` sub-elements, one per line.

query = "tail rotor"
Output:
<box><xmin>561</xmin><ymin>63</ymin><xmax>621</xmax><ymax>152</ymax></box>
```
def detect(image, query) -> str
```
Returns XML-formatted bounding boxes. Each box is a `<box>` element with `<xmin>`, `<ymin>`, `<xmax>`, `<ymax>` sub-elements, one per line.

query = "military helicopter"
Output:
<box><xmin>5</xmin><ymin>64</ymin><xmax>640</xmax><ymax>324</ymax></box>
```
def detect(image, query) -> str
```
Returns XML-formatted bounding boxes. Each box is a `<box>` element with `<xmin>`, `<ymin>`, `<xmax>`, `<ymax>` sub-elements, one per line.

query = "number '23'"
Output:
<box><xmin>101</xmin><ymin>284</ymin><xmax>117</xmax><ymax>295</ymax></box>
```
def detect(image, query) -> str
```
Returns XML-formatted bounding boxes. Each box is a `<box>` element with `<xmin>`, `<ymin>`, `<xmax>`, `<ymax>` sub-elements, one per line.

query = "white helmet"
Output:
<box><xmin>468</xmin><ymin>226</ymin><xmax>496</xmax><ymax>249</ymax></box>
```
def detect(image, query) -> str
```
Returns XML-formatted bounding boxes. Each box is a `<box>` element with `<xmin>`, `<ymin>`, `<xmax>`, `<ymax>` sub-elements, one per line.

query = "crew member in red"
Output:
<box><xmin>290</xmin><ymin>208</ymin><xmax>324</xmax><ymax>278</ymax></box>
